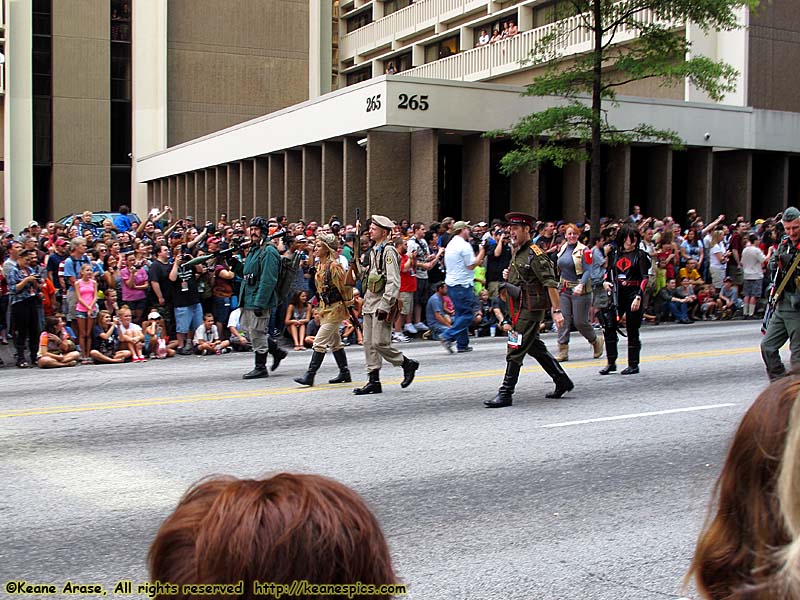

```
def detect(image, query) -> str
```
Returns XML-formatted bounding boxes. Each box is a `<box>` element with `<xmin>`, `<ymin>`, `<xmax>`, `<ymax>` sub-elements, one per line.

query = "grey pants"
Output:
<box><xmin>557</xmin><ymin>290</ymin><xmax>597</xmax><ymax>345</ymax></box>
<box><xmin>761</xmin><ymin>300</ymin><xmax>800</xmax><ymax>380</ymax></box>
<box><xmin>363</xmin><ymin>312</ymin><xmax>404</xmax><ymax>373</ymax></box>
<box><xmin>240</xmin><ymin>308</ymin><xmax>270</xmax><ymax>355</ymax></box>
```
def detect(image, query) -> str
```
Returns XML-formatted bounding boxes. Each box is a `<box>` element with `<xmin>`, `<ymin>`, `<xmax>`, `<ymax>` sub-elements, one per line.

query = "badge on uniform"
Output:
<box><xmin>508</xmin><ymin>330</ymin><xmax>522</xmax><ymax>349</ymax></box>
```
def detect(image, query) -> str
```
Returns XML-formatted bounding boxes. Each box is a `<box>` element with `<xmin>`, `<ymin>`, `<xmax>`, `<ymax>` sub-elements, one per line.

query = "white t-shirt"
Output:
<box><xmin>118</xmin><ymin>322</ymin><xmax>142</xmax><ymax>337</ymax></box>
<box><xmin>709</xmin><ymin>243</ymin><xmax>726</xmax><ymax>270</ymax></box>
<box><xmin>228</xmin><ymin>308</ymin><xmax>241</xmax><ymax>330</ymax></box>
<box><xmin>444</xmin><ymin>234</ymin><xmax>476</xmax><ymax>287</ymax></box>
<box><xmin>741</xmin><ymin>245</ymin><xmax>767</xmax><ymax>280</ymax></box>
<box><xmin>194</xmin><ymin>323</ymin><xmax>219</xmax><ymax>344</ymax></box>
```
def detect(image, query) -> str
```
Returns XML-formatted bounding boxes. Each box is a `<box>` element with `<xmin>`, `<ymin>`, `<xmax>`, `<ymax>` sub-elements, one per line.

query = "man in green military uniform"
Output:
<box><xmin>238</xmin><ymin>217</ymin><xmax>287</xmax><ymax>379</ymax></box>
<box><xmin>484</xmin><ymin>212</ymin><xmax>574</xmax><ymax>408</ymax></box>
<box><xmin>761</xmin><ymin>206</ymin><xmax>800</xmax><ymax>380</ymax></box>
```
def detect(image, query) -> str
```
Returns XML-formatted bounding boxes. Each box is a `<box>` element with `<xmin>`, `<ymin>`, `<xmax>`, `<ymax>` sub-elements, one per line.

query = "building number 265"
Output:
<box><xmin>398</xmin><ymin>94</ymin><xmax>429</xmax><ymax>110</ymax></box>
<box><xmin>366</xmin><ymin>95</ymin><xmax>382</xmax><ymax>112</ymax></box>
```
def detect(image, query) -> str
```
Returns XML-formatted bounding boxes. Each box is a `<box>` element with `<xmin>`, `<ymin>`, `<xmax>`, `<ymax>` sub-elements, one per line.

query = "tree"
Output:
<box><xmin>489</xmin><ymin>0</ymin><xmax>760</xmax><ymax>228</ymax></box>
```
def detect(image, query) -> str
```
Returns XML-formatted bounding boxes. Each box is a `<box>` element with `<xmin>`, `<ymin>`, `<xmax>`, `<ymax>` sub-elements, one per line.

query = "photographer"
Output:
<box><xmin>8</xmin><ymin>250</ymin><xmax>42</xmax><ymax>368</ymax></box>
<box><xmin>120</xmin><ymin>252</ymin><xmax>149</xmax><ymax>324</ymax></box>
<box><xmin>485</xmin><ymin>226</ymin><xmax>511</xmax><ymax>299</ymax></box>
<box><xmin>168</xmin><ymin>250</ymin><xmax>204</xmax><ymax>355</ymax></box>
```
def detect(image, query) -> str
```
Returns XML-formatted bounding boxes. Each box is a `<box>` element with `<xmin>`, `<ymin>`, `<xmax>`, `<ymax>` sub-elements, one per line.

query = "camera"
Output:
<box><xmin>182</xmin><ymin>254</ymin><xmax>193</xmax><ymax>264</ymax></box>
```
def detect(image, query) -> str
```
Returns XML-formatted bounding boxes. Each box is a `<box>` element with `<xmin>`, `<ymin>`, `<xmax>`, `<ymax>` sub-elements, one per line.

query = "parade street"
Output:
<box><xmin>0</xmin><ymin>321</ymin><xmax>770</xmax><ymax>599</ymax></box>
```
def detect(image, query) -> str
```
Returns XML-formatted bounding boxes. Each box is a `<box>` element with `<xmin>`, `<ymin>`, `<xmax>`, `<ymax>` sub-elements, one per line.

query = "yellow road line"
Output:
<box><xmin>0</xmin><ymin>346</ymin><xmax>760</xmax><ymax>420</ymax></box>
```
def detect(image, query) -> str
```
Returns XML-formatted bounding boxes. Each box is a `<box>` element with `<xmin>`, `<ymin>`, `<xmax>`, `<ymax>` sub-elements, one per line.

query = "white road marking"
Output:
<box><xmin>541</xmin><ymin>403</ymin><xmax>738</xmax><ymax>428</ymax></box>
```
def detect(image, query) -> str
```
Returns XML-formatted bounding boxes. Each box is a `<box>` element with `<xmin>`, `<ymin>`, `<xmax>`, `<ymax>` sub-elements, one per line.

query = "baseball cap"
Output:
<box><xmin>28</xmin><ymin>220</ymin><xmax>40</xmax><ymax>228</ymax></box>
<box><xmin>169</xmin><ymin>231</ymin><xmax>183</xmax><ymax>239</ymax></box>
<box><xmin>206</xmin><ymin>236</ymin><xmax>221</xmax><ymax>245</ymax></box>
<box><xmin>723</xmin><ymin>276</ymin><xmax>732</xmax><ymax>282</ymax></box>
<box><xmin>451</xmin><ymin>220</ymin><xmax>471</xmax><ymax>233</ymax></box>
<box><xmin>55</xmin><ymin>239</ymin><xmax>67</xmax><ymax>247</ymax></box>
<box><xmin>148</xmin><ymin>311</ymin><xmax>162</xmax><ymax>320</ymax></box>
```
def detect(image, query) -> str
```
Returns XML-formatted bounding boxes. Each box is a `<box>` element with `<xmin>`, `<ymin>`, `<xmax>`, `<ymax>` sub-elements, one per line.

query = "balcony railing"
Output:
<box><xmin>397</xmin><ymin>7</ymin><xmax>678</xmax><ymax>82</ymax></box>
<box><xmin>340</xmin><ymin>0</ymin><xmax>488</xmax><ymax>59</ymax></box>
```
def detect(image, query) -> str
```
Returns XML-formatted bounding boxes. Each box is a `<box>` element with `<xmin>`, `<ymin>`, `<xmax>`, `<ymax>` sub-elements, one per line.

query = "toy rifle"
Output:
<box><xmin>762</xmin><ymin>245</ymin><xmax>800</xmax><ymax>334</ymax></box>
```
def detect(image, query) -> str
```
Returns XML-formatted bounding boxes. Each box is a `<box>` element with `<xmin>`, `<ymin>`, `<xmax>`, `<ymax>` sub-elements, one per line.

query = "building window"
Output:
<box><xmin>346</xmin><ymin>66</ymin><xmax>371</xmax><ymax>86</ymax></box>
<box><xmin>110</xmin><ymin>0</ymin><xmax>132</xmax><ymax>207</ymax></box>
<box><xmin>345</xmin><ymin>8</ymin><xmax>372</xmax><ymax>33</ymax></box>
<box><xmin>384</xmin><ymin>0</ymin><xmax>413</xmax><ymax>17</ymax></box>
<box><xmin>385</xmin><ymin>51</ymin><xmax>412</xmax><ymax>74</ymax></box>
<box><xmin>533</xmin><ymin>1</ymin><xmax>572</xmax><ymax>28</ymax></box>
<box><xmin>111</xmin><ymin>42</ymin><xmax>131</xmax><ymax>100</ymax></box>
<box><xmin>32</xmin><ymin>0</ymin><xmax>53</xmax><ymax>222</ymax></box>
<box><xmin>425</xmin><ymin>35</ymin><xmax>459</xmax><ymax>63</ymax></box>
<box><xmin>111</xmin><ymin>0</ymin><xmax>131</xmax><ymax>41</ymax></box>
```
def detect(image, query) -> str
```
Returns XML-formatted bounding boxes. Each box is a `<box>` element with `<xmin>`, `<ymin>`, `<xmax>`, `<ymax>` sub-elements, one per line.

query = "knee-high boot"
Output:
<box><xmin>294</xmin><ymin>351</ymin><xmax>325</xmax><ymax>386</ymax></box>
<box><xmin>268</xmin><ymin>337</ymin><xmax>287</xmax><ymax>371</ymax></box>
<box><xmin>536</xmin><ymin>352</ymin><xmax>575</xmax><ymax>398</ymax></box>
<box><xmin>328</xmin><ymin>349</ymin><xmax>352</xmax><ymax>384</ymax></box>
<box><xmin>484</xmin><ymin>361</ymin><xmax>521</xmax><ymax>408</ymax></box>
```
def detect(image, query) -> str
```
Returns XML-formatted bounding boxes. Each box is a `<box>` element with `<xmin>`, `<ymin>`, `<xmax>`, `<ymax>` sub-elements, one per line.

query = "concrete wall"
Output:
<box><xmin>461</xmin><ymin>135</ymin><xmax>490</xmax><ymax>222</ymax></box>
<box><xmin>748</xmin><ymin>0</ymin><xmax>800</xmax><ymax>112</ymax></box>
<box><xmin>51</xmin><ymin>0</ymin><xmax>110</xmax><ymax>216</ymax></box>
<box><xmin>366</xmin><ymin>131</ymin><xmax>410</xmax><ymax>220</ymax></box>
<box><xmin>166</xmin><ymin>0</ymin><xmax>309</xmax><ymax>146</ymax></box>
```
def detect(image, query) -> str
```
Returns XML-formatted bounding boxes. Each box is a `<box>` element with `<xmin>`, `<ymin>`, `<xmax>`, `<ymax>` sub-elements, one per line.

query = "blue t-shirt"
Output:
<box><xmin>113</xmin><ymin>214</ymin><xmax>132</xmax><ymax>233</ymax></box>
<box><xmin>426</xmin><ymin>293</ymin><xmax>445</xmax><ymax>326</ymax></box>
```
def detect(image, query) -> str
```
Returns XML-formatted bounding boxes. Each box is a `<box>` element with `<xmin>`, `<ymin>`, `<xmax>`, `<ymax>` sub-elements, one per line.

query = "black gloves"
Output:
<box><xmin>376</xmin><ymin>310</ymin><xmax>388</xmax><ymax>321</ymax></box>
<box><xmin>254</xmin><ymin>309</ymin><xmax>264</xmax><ymax>318</ymax></box>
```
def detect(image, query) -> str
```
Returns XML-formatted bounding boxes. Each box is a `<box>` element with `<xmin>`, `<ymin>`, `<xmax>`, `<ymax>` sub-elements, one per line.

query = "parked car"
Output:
<box><xmin>57</xmin><ymin>211</ymin><xmax>141</xmax><ymax>230</ymax></box>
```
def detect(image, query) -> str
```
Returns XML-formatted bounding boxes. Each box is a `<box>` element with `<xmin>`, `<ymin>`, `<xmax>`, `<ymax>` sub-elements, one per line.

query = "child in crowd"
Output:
<box><xmin>117</xmin><ymin>306</ymin><xmax>146</xmax><ymax>362</ymax></box>
<box><xmin>697</xmin><ymin>284</ymin><xmax>718</xmax><ymax>320</ymax></box>
<box><xmin>303</xmin><ymin>308</ymin><xmax>321</xmax><ymax>348</ymax></box>
<box><xmin>194</xmin><ymin>313</ymin><xmax>231</xmax><ymax>355</ymax></box>
<box><xmin>37</xmin><ymin>316</ymin><xmax>81</xmax><ymax>368</ymax></box>
<box><xmin>286</xmin><ymin>290</ymin><xmax>311</xmax><ymax>351</ymax></box>
<box><xmin>90</xmin><ymin>310</ymin><xmax>131</xmax><ymax>364</ymax></box>
<box><xmin>226</xmin><ymin>307</ymin><xmax>252</xmax><ymax>352</ymax></box>
<box><xmin>74</xmin><ymin>263</ymin><xmax>98</xmax><ymax>363</ymax></box>
<box><xmin>142</xmin><ymin>310</ymin><xmax>177</xmax><ymax>358</ymax></box>
<box><xmin>103</xmin><ymin>287</ymin><xmax>119</xmax><ymax>317</ymax></box>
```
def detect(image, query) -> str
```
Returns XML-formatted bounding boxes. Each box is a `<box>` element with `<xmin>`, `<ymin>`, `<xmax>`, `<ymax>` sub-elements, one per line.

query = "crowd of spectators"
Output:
<box><xmin>0</xmin><ymin>202</ymin><xmax>776</xmax><ymax>369</ymax></box>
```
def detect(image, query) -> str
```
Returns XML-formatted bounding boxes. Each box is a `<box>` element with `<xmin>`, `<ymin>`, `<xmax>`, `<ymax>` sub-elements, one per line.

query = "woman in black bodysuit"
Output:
<box><xmin>599</xmin><ymin>225</ymin><xmax>651</xmax><ymax>375</ymax></box>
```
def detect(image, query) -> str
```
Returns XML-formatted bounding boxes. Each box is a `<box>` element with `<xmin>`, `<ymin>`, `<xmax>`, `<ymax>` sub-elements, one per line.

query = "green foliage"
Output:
<box><xmin>492</xmin><ymin>0</ymin><xmax>760</xmax><ymax>185</ymax></box>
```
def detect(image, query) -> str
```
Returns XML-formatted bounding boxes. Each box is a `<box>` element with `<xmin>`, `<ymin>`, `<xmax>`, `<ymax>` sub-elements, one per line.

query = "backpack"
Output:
<box><xmin>276</xmin><ymin>251</ymin><xmax>302</xmax><ymax>303</ymax></box>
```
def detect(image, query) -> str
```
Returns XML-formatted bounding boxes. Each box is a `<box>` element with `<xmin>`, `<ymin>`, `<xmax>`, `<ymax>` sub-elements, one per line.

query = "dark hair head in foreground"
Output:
<box><xmin>149</xmin><ymin>473</ymin><xmax>397</xmax><ymax>599</ymax></box>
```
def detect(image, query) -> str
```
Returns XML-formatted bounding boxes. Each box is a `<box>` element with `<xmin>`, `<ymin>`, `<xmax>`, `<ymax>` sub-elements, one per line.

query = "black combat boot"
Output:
<box><xmin>328</xmin><ymin>349</ymin><xmax>352</xmax><ymax>384</ymax></box>
<box><xmin>269</xmin><ymin>338</ymin><xmax>288</xmax><ymax>371</ymax></box>
<box><xmin>621</xmin><ymin>345</ymin><xmax>640</xmax><ymax>375</ymax></box>
<box><xmin>243</xmin><ymin>351</ymin><xmax>269</xmax><ymax>379</ymax></box>
<box><xmin>600</xmin><ymin>336</ymin><xmax>617</xmax><ymax>375</ymax></box>
<box><xmin>400</xmin><ymin>356</ymin><xmax>419</xmax><ymax>388</ymax></box>
<box><xmin>484</xmin><ymin>361</ymin><xmax>521</xmax><ymax>408</ymax></box>
<box><xmin>294</xmin><ymin>351</ymin><xmax>325</xmax><ymax>386</ymax></box>
<box><xmin>353</xmin><ymin>370</ymin><xmax>382</xmax><ymax>395</ymax></box>
<box><xmin>536</xmin><ymin>353</ymin><xmax>575</xmax><ymax>398</ymax></box>
<box><xmin>599</xmin><ymin>363</ymin><xmax>617</xmax><ymax>375</ymax></box>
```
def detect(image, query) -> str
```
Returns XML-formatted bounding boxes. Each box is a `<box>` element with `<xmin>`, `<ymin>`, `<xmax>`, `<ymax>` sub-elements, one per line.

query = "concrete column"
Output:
<box><xmin>563</xmin><ymin>160</ymin><xmax>587</xmax><ymax>223</ymax></box>
<box><xmin>302</xmin><ymin>146</ymin><xmax>322</xmax><ymax>222</ymax></box>
<box><xmin>322</xmin><ymin>141</ymin><xmax>344</xmax><ymax>224</ymax></box>
<box><xmin>215</xmin><ymin>166</ymin><xmax>228</xmax><ymax>221</ymax></box>
<box><xmin>205</xmin><ymin>169</ymin><xmax>216</xmax><ymax>223</ymax></box>
<box><xmin>367</xmin><ymin>131</ymin><xmax>410</xmax><ymax>220</ymax></box>
<box><xmin>176</xmin><ymin>175</ymin><xmax>186</xmax><ymax>221</ymax></box>
<box><xmin>461</xmin><ymin>135</ymin><xmax>490</xmax><ymax>222</ymax></box>
<box><xmin>284</xmin><ymin>150</ymin><xmax>303</xmax><ymax>221</ymax></box>
<box><xmin>147</xmin><ymin>181</ymin><xmax>155</xmax><ymax>209</ymax></box>
<box><xmin>343</xmin><ymin>138</ymin><xmax>367</xmax><ymax>221</ymax></box>
<box><xmin>410</xmin><ymin>130</ymin><xmax>439</xmax><ymax>225</ymax></box>
<box><xmin>190</xmin><ymin>172</ymin><xmax>201</xmax><ymax>222</ymax></box>
<box><xmin>714</xmin><ymin>150</ymin><xmax>752</xmax><ymax>220</ymax></box>
<box><xmin>254</xmin><ymin>158</ymin><xmax>269</xmax><ymax>219</ymax></box>
<box><xmin>606</xmin><ymin>145</ymin><xmax>630</xmax><ymax>222</ymax></box>
<box><xmin>268</xmin><ymin>154</ymin><xmax>285</xmax><ymax>219</ymax></box>
<box><xmin>5</xmin><ymin>0</ymin><xmax>33</xmax><ymax>232</ymax></box>
<box><xmin>240</xmin><ymin>160</ymin><xmax>255</xmax><ymax>220</ymax></box>
<box><xmin>168</xmin><ymin>177</ymin><xmax>179</xmax><ymax>216</ymax></box>
<box><xmin>647</xmin><ymin>147</ymin><xmax>673</xmax><ymax>219</ymax></box>
<box><xmin>228</xmin><ymin>163</ymin><xmax>241</xmax><ymax>220</ymax></box>
<box><xmin>687</xmin><ymin>148</ymin><xmax>713</xmax><ymax>223</ymax></box>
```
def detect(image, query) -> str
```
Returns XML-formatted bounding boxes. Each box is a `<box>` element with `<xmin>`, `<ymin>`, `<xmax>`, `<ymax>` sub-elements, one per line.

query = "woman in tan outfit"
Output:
<box><xmin>294</xmin><ymin>233</ymin><xmax>353</xmax><ymax>386</ymax></box>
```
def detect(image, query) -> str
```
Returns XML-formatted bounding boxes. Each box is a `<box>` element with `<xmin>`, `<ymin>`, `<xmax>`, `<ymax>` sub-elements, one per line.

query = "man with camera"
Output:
<box><xmin>169</xmin><ymin>249</ymin><xmax>205</xmax><ymax>355</ymax></box>
<box><xmin>353</xmin><ymin>215</ymin><xmax>419</xmax><ymax>395</ymax></box>
<box><xmin>239</xmin><ymin>217</ymin><xmax>287</xmax><ymax>379</ymax></box>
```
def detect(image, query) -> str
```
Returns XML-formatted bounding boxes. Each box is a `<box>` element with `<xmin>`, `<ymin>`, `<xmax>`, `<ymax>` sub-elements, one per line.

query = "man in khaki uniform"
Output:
<box><xmin>353</xmin><ymin>215</ymin><xmax>419</xmax><ymax>395</ymax></box>
<box><xmin>485</xmin><ymin>212</ymin><xmax>574</xmax><ymax>408</ymax></box>
<box><xmin>294</xmin><ymin>233</ymin><xmax>353</xmax><ymax>386</ymax></box>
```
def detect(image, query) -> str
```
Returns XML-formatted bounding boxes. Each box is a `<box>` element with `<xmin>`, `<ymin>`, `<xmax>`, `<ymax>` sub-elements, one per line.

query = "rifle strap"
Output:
<box><xmin>774</xmin><ymin>248</ymin><xmax>800</xmax><ymax>301</ymax></box>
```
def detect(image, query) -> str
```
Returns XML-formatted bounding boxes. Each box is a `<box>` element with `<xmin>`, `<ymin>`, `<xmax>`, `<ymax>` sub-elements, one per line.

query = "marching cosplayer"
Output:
<box><xmin>484</xmin><ymin>212</ymin><xmax>574</xmax><ymax>409</ymax></box>
<box><xmin>353</xmin><ymin>215</ymin><xmax>419</xmax><ymax>395</ymax></box>
<box><xmin>238</xmin><ymin>217</ymin><xmax>288</xmax><ymax>380</ymax></box>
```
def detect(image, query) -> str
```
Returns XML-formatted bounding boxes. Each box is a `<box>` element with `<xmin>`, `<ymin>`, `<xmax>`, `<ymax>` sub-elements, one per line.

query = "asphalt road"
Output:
<box><xmin>0</xmin><ymin>320</ymin><xmax>773</xmax><ymax>599</ymax></box>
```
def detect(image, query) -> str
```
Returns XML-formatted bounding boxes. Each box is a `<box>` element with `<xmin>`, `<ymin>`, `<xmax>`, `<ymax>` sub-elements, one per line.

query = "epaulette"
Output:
<box><xmin>530</xmin><ymin>243</ymin><xmax>545</xmax><ymax>256</ymax></box>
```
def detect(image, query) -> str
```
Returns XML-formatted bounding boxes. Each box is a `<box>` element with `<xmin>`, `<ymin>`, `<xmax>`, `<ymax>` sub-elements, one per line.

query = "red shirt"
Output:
<box><xmin>399</xmin><ymin>254</ymin><xmax>417</xmax><ymax>293</ymax></box>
